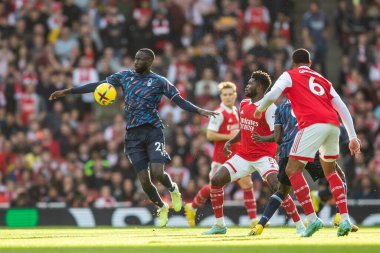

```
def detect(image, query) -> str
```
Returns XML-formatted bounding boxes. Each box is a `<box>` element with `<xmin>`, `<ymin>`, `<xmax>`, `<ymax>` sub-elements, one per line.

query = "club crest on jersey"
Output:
<box><xmin>147</xmin><ymin>79</ymin><xmax>153</xmax><ymax>87</ymax></box>
<box><xmin>228</xmin><ymin>118</ymin><xmax>233</xmax><ymax>123</ymax></box>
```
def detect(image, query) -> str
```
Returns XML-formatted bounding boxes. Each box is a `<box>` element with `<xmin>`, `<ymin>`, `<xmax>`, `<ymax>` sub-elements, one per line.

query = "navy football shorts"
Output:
<box><xmin>124</xmin><ymin>124</ymin><xmax>171</xmax><ymax>172</ymax></box>
<box><xmin>278</xmin><ymin>156</ymin><xmax>325</xmax><ymax>186</ymax></box>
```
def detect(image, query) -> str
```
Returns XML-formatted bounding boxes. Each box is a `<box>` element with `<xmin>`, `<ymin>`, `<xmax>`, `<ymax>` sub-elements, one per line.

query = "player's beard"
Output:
<box><xmin>135</xmin><ymin>65</ymin><xmax>148</xmax><ymax>74</ymax></box>
<box><xmin>245</xmin><ymin>89</ymin><xmax>256</xmax><ymax>98</ymax></box>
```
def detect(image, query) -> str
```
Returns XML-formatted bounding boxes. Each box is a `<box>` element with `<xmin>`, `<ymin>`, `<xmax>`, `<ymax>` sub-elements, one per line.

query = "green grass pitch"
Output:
<box><xmin>0</xmin><ymin>227</ymin><xmax>379</xmax><ymax>253</ymax></box>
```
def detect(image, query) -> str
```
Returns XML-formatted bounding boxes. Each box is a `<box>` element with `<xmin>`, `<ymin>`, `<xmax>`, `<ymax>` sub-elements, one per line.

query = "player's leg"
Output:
<box><xmin>185</xmin><ymin>184</ymin><xmax>210</xmax><ymax>227</ymax></box>
<box><xmin>137</xmin><ymin>168</ymin><xmax>170</xmax><ymax>227</ymax></box>
<box><xmin>304</xmin><ymin>156</ymin><xmax>326</xmax><ymax>213</ymax></box>
<box><xmin>237</xmin><ymin>175</ymin><xmax>258</xmax><ymax>227</ymax></box>
<box><xmin>147</xmin><ymin>127</ymin><xmax>182</xmax><ymax>212</ymax></box>
<box><xmin>185</xmin><ymin>162</ymin><xmax>219</xmax><ymax>226</ymax></box>
<box><xmin>150</xmin><ymin>162</ymin><xmax>182</xmax><ymax>212</ymax></box>
<box><xmin>202</xmin><ymin>166</ymin><xmax>230</xmax><ymax>235</ymax></box>
<box><xmin>249</xmin><ymin>157</ymin><xmax>304</xmax><ymax>236</ymax></box>
<box><xmin>286</xmin><ymin>125</ymin><xmax>329</xmax><ymax>237</ymax></box>
<box><xmin>319</xmin><ymin>125</ymin><xmax>351</xmax><ymax>236</ymax></box>
<box><xmin>332</xmin><ymin>163</ymin><xmax>359</xmax><ymax>232</ymax></box>
<box><xmin>125</xmin><ymin>129</ymin><xmax>169</xmax><ymax>228</ymax></box>
<box><xmin>275</xmin><ymin>158</ymin><xmax>304</xmax><ymax>232</ymax></box>
<box><xmin>203</xmin><ymin>155</ymin><xmax>252</xmax><ymax>235</ymax></box>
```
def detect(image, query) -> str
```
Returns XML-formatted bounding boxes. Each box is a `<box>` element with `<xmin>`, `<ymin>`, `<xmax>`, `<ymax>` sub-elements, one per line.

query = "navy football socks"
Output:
<box><xmin>259</xmin><ymin>192</ymin><xmax>285</xmax><ymax>226</ymax></box>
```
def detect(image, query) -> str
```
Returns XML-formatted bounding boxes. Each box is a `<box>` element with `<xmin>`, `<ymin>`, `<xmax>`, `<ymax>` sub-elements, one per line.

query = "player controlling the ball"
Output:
<box><xmin>49</xmin><ymin>48</ymin><xmax>218</xmax><ymax>227</ymax></box>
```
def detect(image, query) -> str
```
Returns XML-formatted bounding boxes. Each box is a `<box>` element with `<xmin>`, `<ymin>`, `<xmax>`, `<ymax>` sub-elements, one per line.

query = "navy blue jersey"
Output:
<box><xmin>274</xmin><ymin>99</ymin><xmax>298</xmax><ymax>159</ymax></box>
<box><xmin>106</xmin><ymin>69</ymin><xmax>179</xmax><ymax>129</ymax></box>
<box><xmin>339</xmin><ymin>124</ymin><xmax>349</xmax><ymax>144</ymax></box>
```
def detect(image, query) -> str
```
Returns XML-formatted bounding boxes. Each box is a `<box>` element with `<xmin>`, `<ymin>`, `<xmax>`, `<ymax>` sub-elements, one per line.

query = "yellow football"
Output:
<box><xmin>94</xmin><ymin>83</ymin><xmax>117</xmax><ymax>106</ymax></box>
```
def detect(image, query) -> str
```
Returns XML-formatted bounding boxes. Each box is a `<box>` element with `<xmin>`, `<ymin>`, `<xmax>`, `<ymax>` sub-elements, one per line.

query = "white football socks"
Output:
<box><xmin>215</xmin><ymin>217</ymin><xmax>225</xmax><ymax>227</ymax></box>
<box><xmin>306</xmin><ymin>212</ymin><xmax>318</xmax><ymax>223</ymax></box>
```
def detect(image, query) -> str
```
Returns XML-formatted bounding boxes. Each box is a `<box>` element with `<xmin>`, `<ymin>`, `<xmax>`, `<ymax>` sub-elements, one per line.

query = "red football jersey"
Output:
<box><xmin>275</xmin><ymin>66</ymin><xmax>340</xmax><ymax>129</ymax></box>
<box><xmin>237</xmin><ymin>99</ymin><xmax>277</xmax><ymax>161</ymax></box>
<box><xmin>208</xmin><ymin>103</ymin><xmax>240</xmax><ymax>164</ymax></box>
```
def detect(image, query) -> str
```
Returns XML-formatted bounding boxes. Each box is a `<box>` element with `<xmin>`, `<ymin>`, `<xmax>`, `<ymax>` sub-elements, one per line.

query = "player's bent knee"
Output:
<box><xmin>210</xmin><ymin>167</ymin><xmax>230</xmax><ymax>187</ymax></box>
<box><xmin>266</xmin><ymin>173</ymin><xmax>279</xmax><ymax>192</ymax></box>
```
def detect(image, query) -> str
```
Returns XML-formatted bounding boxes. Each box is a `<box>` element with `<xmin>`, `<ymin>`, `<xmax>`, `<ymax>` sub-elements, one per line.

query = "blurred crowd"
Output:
<box><xmin>0</xmin><ymin>0</ymin><xmax>379</xmax><ymax>209</ymax></box>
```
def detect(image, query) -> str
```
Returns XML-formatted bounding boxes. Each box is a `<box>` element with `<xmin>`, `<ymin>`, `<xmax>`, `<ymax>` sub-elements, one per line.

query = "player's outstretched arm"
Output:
<box><xmin>49</xmin><ymin>81</ymin><xmax>103</xmax><ymax>100</ymax></box>
<box><xmin>254</xmin><ymin>87</ymin><xmax>283</xmax><ymax>118</ymax></box>
<box><xmin>172</xmin><ymin>95</ymin><xmax>219</xmax><ymax>118</ymax></box>
<box><xmin>49</xmin><ymin>88</ymin><xmax>71</xmax><ymax>100</ymax></box>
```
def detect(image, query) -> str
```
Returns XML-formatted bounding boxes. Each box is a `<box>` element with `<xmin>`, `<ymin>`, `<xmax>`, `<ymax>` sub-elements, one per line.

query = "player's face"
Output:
<box><xmin>220</xmin><ymin>88</ymin><xmax>237</xmax><ymax>107</ymax></box>
<box><xmin>134</xmin><ymin>51</ymin><xmax>153</xmax><ymax>74</ymax></box>
<box><xmin>244</xmin><ymin>78</ymin><xmax>260</xmax><ymax>98</ymax></box>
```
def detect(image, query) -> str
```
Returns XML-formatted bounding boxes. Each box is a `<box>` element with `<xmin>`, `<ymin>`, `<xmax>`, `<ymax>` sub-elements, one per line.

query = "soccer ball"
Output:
<box><xmin>94</xmin><ymin>83</ymin><xmax>117</xmax><ymax>106</ymax></box>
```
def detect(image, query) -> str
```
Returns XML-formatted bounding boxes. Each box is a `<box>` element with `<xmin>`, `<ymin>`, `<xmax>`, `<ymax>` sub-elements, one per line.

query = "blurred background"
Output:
<box><xmin>0</xmin><ymin>0</ymin><xmax>379</xmax><ymax>224</ymax></box>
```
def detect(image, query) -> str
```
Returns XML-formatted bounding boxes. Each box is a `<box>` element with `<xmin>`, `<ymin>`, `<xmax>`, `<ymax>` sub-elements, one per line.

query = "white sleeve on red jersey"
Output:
<box><xmin>329</xmin><ymin>85</ymin><xmax>339</xmax><ymax>98</ymax></box>
<box><xmin>265</xmin><ymin>104</ymin><xmax>276</xmax><ymax>131</ymax></box>
<box><xmin>257</xmin><ymin>72</ymin><xmax>291</xmax><ymax>112</ymax></box>
<box><xmin>257</xmin><ymin>86</ymin><xmax>283</xmax><ymax>112</ymax></box>
<box><xmin>273</xmin><ymin>71</ymin><xmax>292</xmax><ymax>91</ymax></box>
<box><xmin>208</xmin><ymin>111</ymin><xmax>224</xmax><ymax>132</ymax></box>
<box><xmin>331</xmin><ymin>96</ymin><xmax>357</xmax><ymax>140</ymax></box>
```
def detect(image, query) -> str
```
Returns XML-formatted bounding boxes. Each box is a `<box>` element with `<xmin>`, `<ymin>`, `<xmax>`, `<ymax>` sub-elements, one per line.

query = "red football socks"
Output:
<box><xmin>282</xmin><ymin>195</ymin><xmax>301</xmax><ymax>222</ymax></box>
<box><xmin>243</xmin><ymin>187</ymin><xmax>257</xmax><ymax>219</ymax></box>
<box><xmin>210</xmin><ymin>186</ymin><xmax>224</xmax><ymax>218</ymax></box>
<box><xmin>326</xmin><ymin>171</ymin><xmax>348</xmax><ymax>214</ymax></box>
<box><xmin>289</xmin><ymin>171</ymin><xmax>315</xmax><ymax>215</ymax></box>
<box><xmin>191</xmin><ymin>185</ymin><xmax>210</xmax><ymax>209</ymax></box>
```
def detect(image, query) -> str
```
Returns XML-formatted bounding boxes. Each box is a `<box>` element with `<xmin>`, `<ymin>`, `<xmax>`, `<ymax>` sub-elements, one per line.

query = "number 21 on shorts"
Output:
<box><xmin>155</xmin><ymin>142</ymin><xmax>165</xmax><ymax>152</ymax></box>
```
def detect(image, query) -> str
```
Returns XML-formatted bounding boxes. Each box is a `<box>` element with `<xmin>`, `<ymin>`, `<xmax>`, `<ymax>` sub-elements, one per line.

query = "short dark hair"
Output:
<box><xmin>138</xmin><ymin>48</ymin><xmax>155</xmax><ymax>60</ymax></box>
<box><xmin>292</xmin><ymin>48</ymin><xmax>311</xmax><ymax>64</ymax></box>
<box><xmin>251</xmin><ymin>70</ymin><xmax>272</xmax><ymax>91</ymax></box>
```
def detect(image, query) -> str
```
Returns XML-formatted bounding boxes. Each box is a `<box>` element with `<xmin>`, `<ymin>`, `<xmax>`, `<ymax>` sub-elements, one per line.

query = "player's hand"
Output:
<box><xmin>254</xmin><ymin>109</ymin><xmax>262</xmax><ymax>119</ymax></box>
<box><xmin>49</xmin><ymin>89</ymin><xmax>70</xmax><ymax>100</ymax></box>
<box><xmin>198</xmin><ymin>108</ymin><xmax>219</xmax><ymax>118</ymax></box>
<box><xmin>252</xmin><ymin>132</ymin><xmax>264</xmax><ymax>142</ymax></box>
<box><xmin>349</xmin><ymin>138</ymin><xmax>361</xmax><ymax>156</ymax></box>
<box><xmin>223</xmin><ymin>142</ymin><xmax>232</xmax><ymax>157</ymax></box>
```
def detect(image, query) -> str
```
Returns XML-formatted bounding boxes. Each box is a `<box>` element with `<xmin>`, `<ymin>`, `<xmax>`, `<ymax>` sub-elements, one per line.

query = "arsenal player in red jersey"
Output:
<box><xmin>185</xmin><ymin>82</ymin><xmax>258</xmax><ymax>227</ymax></box>
<box><xmin>203</xmin><ymin>71</ymin><xmax>302</xmax><ymax>235</ymax></box>
<box><xmin>254</xmin><ymin>48</ymin><xmax>361</xmax><ymax>237</ymax></box>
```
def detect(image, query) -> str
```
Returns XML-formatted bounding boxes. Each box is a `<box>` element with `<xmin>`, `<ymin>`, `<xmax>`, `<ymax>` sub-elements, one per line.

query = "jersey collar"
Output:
<box><xmin>250</xmin><ymin>98</ymin><xmax>262</xmax><ymax>106</ymax></box>
<box><xmin>221</xmin><ymin>103</ymin><xmax>233</xmax><ymax>113</ymax></box>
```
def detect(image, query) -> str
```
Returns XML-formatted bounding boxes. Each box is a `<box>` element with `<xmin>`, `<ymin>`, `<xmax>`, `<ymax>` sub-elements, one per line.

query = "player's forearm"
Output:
<box><xmin>172</xmin><ymin>94</ymin><xmax>200</xmax><ymax>113</ymax></box>
<box><xmin>207</xmin><ymin>131</ymin><xmax>232</xmax><ymax>141</ymax></box>
<box><xmin>71</xmin><ymin>81</ymin><xmax>104</xmax><ymax>94</ymax></box>
<box><xmin>274</xmin><ymin>125</ymin><xmax>283</xmax><ymax>144</ymax></box>
<box><xmin>331</xmin><ymin>97</ymin><xmax>357</xmax><ymax>140</ymax></box>
<box><xmin>259</xmin><ymin>133</ymin><xmax>275</xmax><ymax>142</ymax></box>
<box><xmin>227</xmin><ymin>130</ymin><xmax>241</xmax><ymax>145</ymax></box>
<box><xmin>257</xmin><ymin>87</ymin><xmax>282</xmax><ymax>112</ymax></box>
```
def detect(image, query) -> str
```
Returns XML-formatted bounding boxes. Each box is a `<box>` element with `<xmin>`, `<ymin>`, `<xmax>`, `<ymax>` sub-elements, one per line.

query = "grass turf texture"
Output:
<box><xmin>0</xmin><ymin>227</ymin><xmax>379</xmax><ymax>253</ymax></box>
